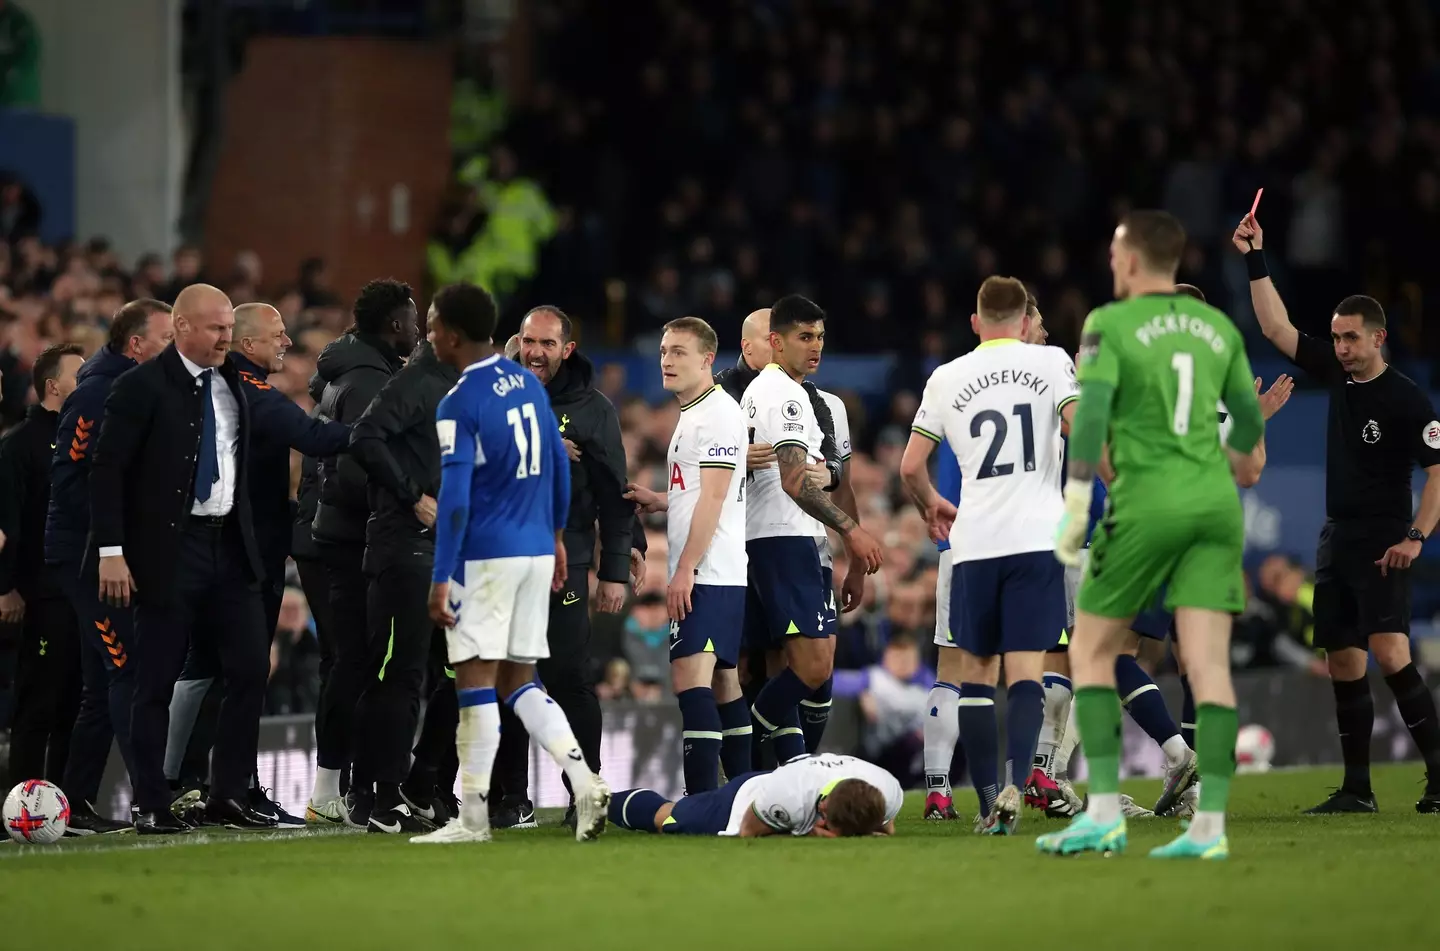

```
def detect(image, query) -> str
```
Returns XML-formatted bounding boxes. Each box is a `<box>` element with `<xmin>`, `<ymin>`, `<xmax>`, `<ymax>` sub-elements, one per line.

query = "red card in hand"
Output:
<box><xmin>1249</xmin><ymin>188</ymin><xmax>1264</xmax><ymax>218</ymax></box>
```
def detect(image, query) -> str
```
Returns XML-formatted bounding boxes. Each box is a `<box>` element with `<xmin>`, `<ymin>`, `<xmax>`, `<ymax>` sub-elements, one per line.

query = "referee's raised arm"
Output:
<box><xmin>1232</xmin><ymin>215</ymin><xmax>1298</xmax><ymax>362</ymax></box>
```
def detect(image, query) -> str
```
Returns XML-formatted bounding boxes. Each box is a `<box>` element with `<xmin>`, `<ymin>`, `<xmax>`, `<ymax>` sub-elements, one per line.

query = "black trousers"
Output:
<box><xmin>492</xmin><ymin>570</ymin><xmax>601</xmax><ymax>801</ymax></box>
<box><xmin>130</xmin><ymin>519</ymin><xmax>267</xmax><ymax>812</ymax></box>
<box><xmin>410</xmin><ymin>627</ymin><xmax>458</xmax><ymax>792</ymax></box>
<box><xmin>294</xmin><ymin>554</ymin><xmax>336</xmax><ymax>761</ymax></box>
<box><xmin>312</xmin><ymin>541</ymin><xmax>369</xmax><ymax>772</ymax></box>
<box><xmin>5</xmin><ymin>593</ymin><xmax>81</xmax><ymax>786</ymax></box>
<box><xmin>351</xmin><ymin>562</ymin><xmax>432</xmax><ymax>788</ymax></box>
<box><xmin>170</xmin><ymin>555</ymin><xmax>286</xmax><ymax>785</ymax></box>
<box><xmin>57</xmin><ymin>560</ymin><xmax>138</xmax><ymax>806</ymax></box>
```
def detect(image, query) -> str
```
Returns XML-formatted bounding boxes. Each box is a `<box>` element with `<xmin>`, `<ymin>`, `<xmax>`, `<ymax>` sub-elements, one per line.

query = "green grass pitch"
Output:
<box><xmin>2</xmin><ymin>764</ymin><xmax>1435</xmax><ymax>949</ymax></box>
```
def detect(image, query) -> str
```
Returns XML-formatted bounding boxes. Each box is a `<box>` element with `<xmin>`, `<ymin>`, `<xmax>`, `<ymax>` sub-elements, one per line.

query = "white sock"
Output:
<box><xmin>311</xmin><ymin>767</ymin><xmax>341</xmax><ymax>804</ymax></box>
<box><xmin>1161</xmin><ymin>735</ymin><xmax>1190</xmax><ymax>767</ymax></box>
<box><xmin>1188</xmin><ymin>810</ymin><xmax>1225</xmax><ymax>841</ymax></box>
<box><xmin>923</xmin><ymin>683</ymin><xmax>961</xmax><ymax>794</ymax></box>
<box><xmin>1037</xmin><ymin>673</ymin><xmax>1073</xmax><ymax>777</ymax></box>
<box><xmin>1055</xmin><ymin>699</ymin><xmax>1081</xmax><ymax>780</ymax></box>
<box><xmin>457</xmin><ymin>696</ymin><xmax>500</xmax><ymax>831</ymax></box>
<box><xmin>510</xmin><ymin>683</ymin><xmax>593</xmax><ymax>790</ymax></box>
<box><xmin>1088</xmin><ymin>792</ymin><xmax>1121</xmax><ymax>825</ymax></box>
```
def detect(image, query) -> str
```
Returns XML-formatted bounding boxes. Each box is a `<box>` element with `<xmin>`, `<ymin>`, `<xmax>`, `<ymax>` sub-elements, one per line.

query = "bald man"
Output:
<box><xmin>162</xmin><ymin>302</ymin><xmax>351</xmax><ymax>826</ymax></box>
<box><xmin>88</xmin><ymin>283</ymin><xmax>273</xmax><ymax>833</ymax></box>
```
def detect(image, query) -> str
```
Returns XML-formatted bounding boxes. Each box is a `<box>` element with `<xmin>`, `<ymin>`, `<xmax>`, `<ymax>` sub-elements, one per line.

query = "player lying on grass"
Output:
<box><xmin>608</xmin><ymin>753</ymin><xmax>903</xmax><ymax>837</ymax></box>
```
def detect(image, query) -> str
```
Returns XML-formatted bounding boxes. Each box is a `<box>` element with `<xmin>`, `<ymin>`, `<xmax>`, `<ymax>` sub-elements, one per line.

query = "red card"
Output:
<box><xmin>1249</xmin><ymin>187</ymin><xmax>1264</xmax><ymax>218</ymax></box>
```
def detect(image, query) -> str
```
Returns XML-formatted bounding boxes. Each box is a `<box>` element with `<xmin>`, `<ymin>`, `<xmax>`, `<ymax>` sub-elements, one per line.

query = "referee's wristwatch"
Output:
<box><xmin>1407</xmin><ymin>528</ymin><xmax>1427</xmax><ymax>543</ymax></box>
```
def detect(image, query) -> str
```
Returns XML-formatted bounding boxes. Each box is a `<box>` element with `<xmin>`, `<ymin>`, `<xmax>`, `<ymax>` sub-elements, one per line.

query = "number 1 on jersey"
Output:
<box><xmin>507</xmin><ymin>403</ymin><xmax>543</xmax><ymax>477</ymax></box>
<box><xmin>1170</xmin><ymin>352</ymin><xmax>1194</xmax><ymax>436</ymax></box>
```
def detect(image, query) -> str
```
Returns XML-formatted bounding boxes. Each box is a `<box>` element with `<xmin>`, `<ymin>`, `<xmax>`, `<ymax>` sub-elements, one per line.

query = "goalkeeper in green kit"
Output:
<box><xmin>1035</xmin><ymin>211</ymin><xmax>1265</xmax><ymax>860</ymax></box>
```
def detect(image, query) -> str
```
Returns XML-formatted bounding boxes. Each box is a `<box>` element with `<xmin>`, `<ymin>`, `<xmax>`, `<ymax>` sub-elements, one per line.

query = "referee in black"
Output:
<box><xmin>89</xmin><ymin>284</ymin><xmax>274</xmax><ymax>833</ymax></box>
<box><xmin>1238</xmin><ymin>213</ymin><xmax>1440</xmax><ymax>814</ymax></box>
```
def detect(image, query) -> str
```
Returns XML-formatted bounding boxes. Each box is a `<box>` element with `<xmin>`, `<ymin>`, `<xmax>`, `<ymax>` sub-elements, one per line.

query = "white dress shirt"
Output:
<box><xmin>98</xmin><ymin>353</ymin><xmax>240</xmax><ymax>560</ymax></box>
<box><xmin>179</xmin><ymin>350</ymin><xmax>240</xmax><ymax>517</ymax></box>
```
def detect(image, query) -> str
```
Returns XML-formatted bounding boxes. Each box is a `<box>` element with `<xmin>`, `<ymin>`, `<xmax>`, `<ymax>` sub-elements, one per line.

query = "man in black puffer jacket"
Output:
<box><xmin>343</xmin><ymin>337</ymin><xmax>458</xmax><ymax>833</ymax></box>
<box><xmin>304</xmin><ymin>279</ymin><xmax>417</xmax><ymax>826</ymax></box>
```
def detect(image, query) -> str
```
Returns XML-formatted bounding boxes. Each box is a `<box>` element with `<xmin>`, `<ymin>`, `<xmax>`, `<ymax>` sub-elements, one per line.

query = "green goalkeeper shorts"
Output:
<box><xmin>1076</xmin><ymin>495</ymin><xmax>1245</xmax><ymax>620</ymax></box>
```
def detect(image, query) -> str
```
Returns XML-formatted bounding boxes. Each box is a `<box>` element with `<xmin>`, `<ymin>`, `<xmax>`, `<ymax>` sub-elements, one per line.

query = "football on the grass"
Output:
<box><xmin>1235</xmin><ymin>724</ymin><xmax>1275</xmax><ymax>774</ymax></box>
<box><xmin>4</xmin><ymin>779</ymin><xmax>70</xmax><ymax>844</ymax></box>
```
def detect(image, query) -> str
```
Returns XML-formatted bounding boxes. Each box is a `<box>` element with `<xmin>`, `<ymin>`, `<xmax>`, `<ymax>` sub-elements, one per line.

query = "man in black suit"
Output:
<box><xmin>89</xmin><ymin>283</ymin><xmax>274</xmax><ymax>834</ymax></box>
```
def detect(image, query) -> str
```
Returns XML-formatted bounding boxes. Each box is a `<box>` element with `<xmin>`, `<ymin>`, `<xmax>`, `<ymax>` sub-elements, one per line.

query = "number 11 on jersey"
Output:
<box><xmin>507</xmin><ymin>403</ymin><xmax>543</xmax><ymax>478</ymax></box>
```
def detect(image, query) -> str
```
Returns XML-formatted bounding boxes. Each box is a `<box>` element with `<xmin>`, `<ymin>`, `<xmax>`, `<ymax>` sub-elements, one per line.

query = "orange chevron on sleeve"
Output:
<box><xmin>240</xmin><ymin>372</ymin><xmax>271</xmax><ymax>391</ymax></box>
<box><xmin>70</xmin><ymin>416</ymin><xmax>93</xmax><ymax>461</ymax></box>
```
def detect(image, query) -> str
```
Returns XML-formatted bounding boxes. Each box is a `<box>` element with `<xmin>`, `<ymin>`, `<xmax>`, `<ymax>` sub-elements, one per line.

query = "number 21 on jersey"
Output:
<box><xmin>507</xmin><ymin>403</ymin><xmax>543</xmax><ymax>478</ymax></box>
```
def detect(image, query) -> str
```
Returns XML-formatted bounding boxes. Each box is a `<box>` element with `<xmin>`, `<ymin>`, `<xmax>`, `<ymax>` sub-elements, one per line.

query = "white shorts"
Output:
<box><xmin>447</xmin><ymin>555</ymin><xmax>554</xmax><ymax>664</ymax></box>
<box><xmin>934</xmin><ymin>548</ymin><xmax>955</xmax><ymax>648</ymax></box>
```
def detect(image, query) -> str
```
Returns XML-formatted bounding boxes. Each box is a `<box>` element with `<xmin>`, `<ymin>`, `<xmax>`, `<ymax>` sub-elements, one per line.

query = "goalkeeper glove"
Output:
<box><xmin>1054</xmin><ymin>480</ymin><xmax>1093</xmax><ymax>567</ymax></box>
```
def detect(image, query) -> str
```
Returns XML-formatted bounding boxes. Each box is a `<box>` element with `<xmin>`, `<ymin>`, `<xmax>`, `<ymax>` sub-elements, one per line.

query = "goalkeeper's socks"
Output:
<box><xmin>1195</xmin><ymin>702</ymin><xmax>1238</xmax><ymax>818</ymax></box>
<box><xmin>800</xmin><ymin>677</ymin><xmax>833</xmax><ymax>753</ymax></box>
<box><xmin>1075</xmin><ymin>685</ymin><xmax>1122</xmax><ymax>797</ymax></box>
<box><xmin>923</xmin><ymin>682</ymin><xmax>961</xmax><ymax>794</ymax></box>
<box><xmin>956</xmin><ymin>683</ymin><xmax>999</xmax><ymax>817</ymax></box>
<box><xmin>1035</xmin><ymin>672</ymin><xmax>1072</xmax><ymax>776</ymax></box>
<box><xmin>1116</xmin><ymin>655</ymin><xmax>1185</xmax><ymax>760</ymax></box>
<box><xmin>610</xmin><ymin>788</ymin><xmax>667</xmax><ymax>833</ymax></box>
<box><xmin>717</xmin><ymin>698</ymin><xmax>752</xmax><ymax>782</ymax></box>
<box><xmin>678</xmin><ymin>687</ymin><xmax>722</xmax><ymax>794</ymax></box>
<box><xmin>751</xmin><ymin>667</ymin><xmax>809</xmax><ymax>763</ymax></box>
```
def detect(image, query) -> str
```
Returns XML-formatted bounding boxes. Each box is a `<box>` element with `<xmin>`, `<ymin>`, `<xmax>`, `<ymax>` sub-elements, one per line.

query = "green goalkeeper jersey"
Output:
<box><xmin>1076</xmin><ymin>293</ymin><xmax>1263</xmax><ymax>507</ymax></box>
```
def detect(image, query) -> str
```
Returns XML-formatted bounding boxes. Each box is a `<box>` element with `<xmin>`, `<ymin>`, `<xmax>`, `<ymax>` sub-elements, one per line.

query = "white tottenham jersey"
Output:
<box><xmin>741</xmin><ymin>365</ymin><xmax>823</xmax><ymax>541</ymax></box>
<box><xmin>667</xmin><ymin>385</ymin><xmax>748</xmax><ymax>587</ymax></box>
<box><xmin>813</xmin><ymin>389</ymin><xmax>852</xmax><ymax>569</ymax></box>
<box><xmin>913</xmin><ymin>340</ymin><xmax>1080</xmax><ymax>563</ymax></box>
<box><xmin>719</xmin><ymin>754</ymin><xmax>905</xmax><ymax>837</ymax></box>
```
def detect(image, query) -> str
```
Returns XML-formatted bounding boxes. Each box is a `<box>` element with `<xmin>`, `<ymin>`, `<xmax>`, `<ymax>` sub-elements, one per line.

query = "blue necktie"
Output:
<box><xmin>194</xmin><ymin>368</ymin><xmax>219</xmax><ymax>503</ymax></box>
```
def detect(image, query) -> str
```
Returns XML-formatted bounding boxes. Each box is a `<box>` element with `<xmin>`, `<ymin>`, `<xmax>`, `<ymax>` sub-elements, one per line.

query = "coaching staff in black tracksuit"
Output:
<box><xmin>162</xmin><ymin>302</ymin><xmax>351</xmax><ymax>824</ymax></box>
<box><xmin>46</xmin><ymin>298</ymin><xmax>174</xmax><ymax>834</ymax></box>
<box><xmin>345</xmin><ymin>335</ymin><xmax>459</xmax><ymax>833</ymax></box>
<box><xmin>1239</xmin><ymin>215</ymin><xmax>1440</xmax><ymax>815</ymax></box>
<box><xmin>489</xmin><ymin>306</ymin><xmax>645</xmax><ymax>828</ymax></box>
<box><xmin>306</xmin><ymin>279</ymin><xmax>417</xmax><ymax>824</ymax></box>
<box><xmin>0</xmin><ymin>345</ymin><xmax>84</xmax><ymax>790</ymax></box>
<box><xmin>90</xmin><ymin>284</ymin><xmax>272</xmax><ymax>834</ymax></box>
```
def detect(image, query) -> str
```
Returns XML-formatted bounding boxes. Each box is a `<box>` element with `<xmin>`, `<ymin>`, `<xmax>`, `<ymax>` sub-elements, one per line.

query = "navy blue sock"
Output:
<box><xmin>677</xmin><ymin>687</ymin><xmax>722</xmax><ymax>794</ymax></box>
<box><xmin>800</xmin><ymin>676</ymin><xmax>833</xmax><ymax>753</ymax></box>
<box><xmin>1005</xmin><ymin>680</ymin><xmax>1045</xmax><ymax>789</ymax></box>
<box><xmin>956</xmin><ymin>683</ymin><xmax>999</xmax><ymax>817</ymax></box>
<box><xmin>1115</xmin><ymin>654</ymin><xmax>1181</xmax><ymax>748</ymax></box>
<box><xmin>1179</xmin><ymin>675</ymin><xmax>1196</xmax><ymax>750</ymax></box>
<box><xmin>717</xmin><ymin>698</ymin><xmax>753</xmax><ymax>781</ymax></box>
<box><xmin>752</xmin><ymin>667</ymin><xmax>809</xmax><ymax>763</ymax></box>
<box><xmin>609</xmin><ymin>788</ymin><xmax>668</xmax><ymax>832</ymax></box>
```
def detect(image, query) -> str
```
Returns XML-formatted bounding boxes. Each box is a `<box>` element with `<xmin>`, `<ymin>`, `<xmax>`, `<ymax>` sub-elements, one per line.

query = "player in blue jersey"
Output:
<box><xmin>409</xmin><ymin>283</ymin><xmax>610</xmax><ymax>845</ymax></box>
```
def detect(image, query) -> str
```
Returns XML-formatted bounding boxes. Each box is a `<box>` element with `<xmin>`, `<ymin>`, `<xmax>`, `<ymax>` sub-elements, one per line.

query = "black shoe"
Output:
<box><xmin>490</xmin><ymin>795</ymin><xmax>538</xmax><ymax>830</ymax></box>
<box><xmin>438</xmin><ymin>792</ymin><xmax>461</xmax><ymax>825</ymax></box>
<box><xmin>1305</xmin><ymin>788</ymin><xmax>1378</xmax><ymax>814</ymax></box>
<box><xmin>65</xmin><ymin>801</ymin><xmax>133</xmax><ymax>837</ymax></box>
<box><xmin>562</xmin><ymin>804</ymin><xmax>577</xmax><ymax>831</ymax></box>
<box><xmin>1418</xmin><ymin>787</ymin><xmax>1440</xmax><ymax>814</ymax></box>
<box><xmin>343</xmin><ymin>788</ymin><xmax>374</xmax><ymax>830</ymax></box>
<box><xmin>203</xmin><ymin>797</ymin><xmax>279</xmax><ymax>831</ymax></box>
<box><xmin>247</xmin><ymin>786</ymin><xmax>305</xmax><ymax>828</ymax></box>
<box><xmin>134</xmin><ymin>810</ymin><xmax>192</xmax><ymax>835</ymax></box>
<box><xmin>398</xmin><ymin>784</ymin><xmax>442</xmax><ymax>826</ymax></box>
<box><xmin>367</xmin><ymin>804</ymin><xmax>428</xmax><ymax>834</ymax></box>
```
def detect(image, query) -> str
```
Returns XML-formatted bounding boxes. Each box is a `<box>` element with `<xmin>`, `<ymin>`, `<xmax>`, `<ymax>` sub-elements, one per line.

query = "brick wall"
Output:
<box><xmin>204</xmin><ymin>37</ymin><xmax>453</xmax><ymax>303</ymax></box>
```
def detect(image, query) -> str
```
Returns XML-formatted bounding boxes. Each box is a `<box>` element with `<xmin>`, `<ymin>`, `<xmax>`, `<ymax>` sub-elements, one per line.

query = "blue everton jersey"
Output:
<box><xmin>1059</xmin><ymin>437</ymin><xmax>1107</xmax><ymax>545</ymax></box>
<box><xmin>935</xmin><ymin>439</ymin><xmax>961</xmax><ymax>554</ymax></box>
<box><xmin>432</xmin><ymin>354</ymin><xmax>570</xmax><ymax>583</ymax></box>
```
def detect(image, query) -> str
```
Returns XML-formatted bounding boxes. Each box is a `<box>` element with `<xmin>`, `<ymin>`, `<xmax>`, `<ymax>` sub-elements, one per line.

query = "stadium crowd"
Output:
<box><xmin>505</xmin><ymin>0</ymin><xmax>1440</xmax><ymax>361</ymax></box>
